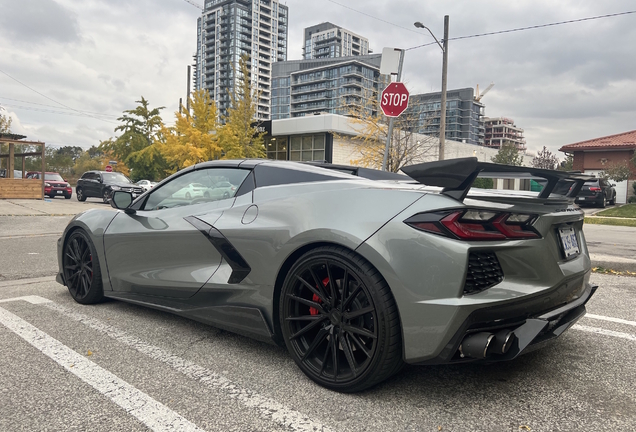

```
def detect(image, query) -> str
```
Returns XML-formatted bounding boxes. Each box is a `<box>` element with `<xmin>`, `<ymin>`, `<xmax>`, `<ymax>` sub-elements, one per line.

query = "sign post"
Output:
<box><xmin>380</xmin><ymin>49</ymin><xmax>406</xmax><ymax>171</ymax></box>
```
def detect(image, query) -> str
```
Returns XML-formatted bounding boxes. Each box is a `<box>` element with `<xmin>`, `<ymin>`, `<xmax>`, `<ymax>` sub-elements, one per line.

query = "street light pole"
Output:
<box><xmin>414</xmin><ymin>15</ymin><xmax>449</xmax><ymax>161</ymax></box>
<box><xmin>439</xmin><ymin>15</ymin><xmax>449</xmax><ymax>160</ymax></box>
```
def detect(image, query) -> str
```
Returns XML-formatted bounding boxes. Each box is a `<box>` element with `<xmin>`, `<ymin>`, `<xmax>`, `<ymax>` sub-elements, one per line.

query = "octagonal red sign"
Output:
<box><xmin>380</xmin><ymin>82</ymin><xmax>410</xmax><ymax>117</ymax></box>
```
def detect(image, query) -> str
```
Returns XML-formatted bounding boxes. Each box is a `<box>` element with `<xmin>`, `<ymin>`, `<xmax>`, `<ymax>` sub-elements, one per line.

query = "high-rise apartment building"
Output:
<box><xmin>271</xmin><ymin>54</ymin><xmax>383</xmax><ymax>120</ymax></box>
<box><xmin>484</xmin><ymin>117</ymin><xmax>526</xmax><ymax>150</ymax></box>
<box><xmin>302</xmin><ymin>22</ymin><xmax>369</xmax><ymax>60</ymax></box>
<box><xmin>194</xmin><ymin>0</ymin><xmax>288</xmax><ymax>120</ymax></box>
<box><xmin>406</xmin><ymin>88</ymin><xmax>486</xmax><ymax>146</ymax></box>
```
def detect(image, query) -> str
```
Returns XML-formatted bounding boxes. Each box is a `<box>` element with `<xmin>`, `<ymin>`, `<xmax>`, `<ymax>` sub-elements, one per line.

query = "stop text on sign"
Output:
<box><xmin>380</xmin><ymin>82</ymin><xmax>410</xmax><ymax>117</ymax></box>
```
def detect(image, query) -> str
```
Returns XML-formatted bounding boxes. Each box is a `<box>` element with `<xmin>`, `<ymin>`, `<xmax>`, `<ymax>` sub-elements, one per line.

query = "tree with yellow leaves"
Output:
<box><xmin>153</xmin><ymin>89</ymin><xmax>222</xmax><ymax>174</ymax></box>
<box><xmin>217</xmin><ymin>55</ymin><xmax>266</xmax><ymax>159</ymax></box>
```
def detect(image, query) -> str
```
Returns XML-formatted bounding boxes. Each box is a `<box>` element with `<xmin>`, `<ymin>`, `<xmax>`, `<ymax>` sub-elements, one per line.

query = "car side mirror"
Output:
<box><xmin>111</xmin><ymin>190</ymin><xmax>135</xmax><ymax>214</ymax></box>
<box><xmin>611</xmin><ymin>184</ymin><xmax>616</xmax><ymax>187</ymax></box>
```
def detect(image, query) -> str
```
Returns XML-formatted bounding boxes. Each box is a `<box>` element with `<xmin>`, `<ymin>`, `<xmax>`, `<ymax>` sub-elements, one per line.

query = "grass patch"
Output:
<box><xmin>592</xmin><ymin>266</ymin><xmax>636</xmax><ymax>277</ymax></box>
<box><xmin>584</xmin><ymin>217</ymin><xmax>636</xmax><ymax>227</ymax></box>
<box><xmin>595</xmin><ymin>204</ymin><xmax>636</xmax><ymax>218</ymax></box>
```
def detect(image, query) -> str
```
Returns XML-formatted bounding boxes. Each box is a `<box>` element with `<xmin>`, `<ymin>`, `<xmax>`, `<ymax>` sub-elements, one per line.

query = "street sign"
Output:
<box><xmin>380</xmin><ymin>82</ymin><xmax>409</xmax><ymax>117</ymax></box>
<box><xmin>105</xmin><ymin>165</ymin><xmax>113</xmax><ymax>172</ymax></box>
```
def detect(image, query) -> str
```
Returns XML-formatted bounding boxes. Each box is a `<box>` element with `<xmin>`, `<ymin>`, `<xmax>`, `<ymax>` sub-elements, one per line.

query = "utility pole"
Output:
<box><xmin>186</xmin><ymin>65</ymin><xmax>191</xmax><ymax>114</ymax></box>
<box><xmin>382</xmin><ymin>49</ymin><xmax>404</xmax><ymax>171</ymax></box>
<box><xmin>439</xmin><ymin>15</ymin><xmax>449</xmax><ymax>161</ymax></box>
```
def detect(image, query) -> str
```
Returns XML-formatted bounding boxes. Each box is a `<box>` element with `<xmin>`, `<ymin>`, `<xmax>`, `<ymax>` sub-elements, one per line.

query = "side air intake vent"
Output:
<box><xmin>464</xmin><ymin>252</ymin><xmax>504</xmax><ymax>295</ymax></box>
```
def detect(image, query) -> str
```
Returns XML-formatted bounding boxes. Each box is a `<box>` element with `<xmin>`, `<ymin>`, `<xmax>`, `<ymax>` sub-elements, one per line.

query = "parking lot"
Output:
<box><xmin>0</xmin><ymin>202</ymin><xmax>635</xmax><ymax>431</ymax></box>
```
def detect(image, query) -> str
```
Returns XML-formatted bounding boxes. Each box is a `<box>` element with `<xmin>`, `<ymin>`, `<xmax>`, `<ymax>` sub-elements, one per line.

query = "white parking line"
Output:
<box><xmin>1</xmin><ymin>296</ymin><xmax>332</xmax><ymax>432</ymax></box>
<box><xmin>44</xmin><ymin>302</ymin><xmax>333</xmax><ymax>432</ymax></box>
<box><xmin>572</xmin><ymin>324</ymin><xmax>636</xmax><ymax>342</ymax></box>
<box><xmin>585</xmin><ymin>313</ymin><xmax>636</xmax><ymax>328</ymax></box>
<box><xmin>0</xmin><ymin>306</ymin><xmax>205</xmax><ymax>432</ymax></box>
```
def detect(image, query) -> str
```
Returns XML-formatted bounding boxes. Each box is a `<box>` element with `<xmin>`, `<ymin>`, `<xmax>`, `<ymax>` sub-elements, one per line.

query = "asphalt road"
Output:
<box><xmin>0</xmin><ymin>210</ymin><xmax>635</xmax><ymax>431</ymax></box>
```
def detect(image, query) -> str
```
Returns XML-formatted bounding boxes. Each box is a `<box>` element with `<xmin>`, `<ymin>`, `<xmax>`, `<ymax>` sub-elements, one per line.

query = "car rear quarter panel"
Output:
<box><xmin>207</xmin><ymin>181</ymin><xmax>425</xmax><ymax>326</ymax></box>
<box><xmin>356</xmin><ymin>195</ymin><xmax>592</xmax><ymax>363</ymax></box>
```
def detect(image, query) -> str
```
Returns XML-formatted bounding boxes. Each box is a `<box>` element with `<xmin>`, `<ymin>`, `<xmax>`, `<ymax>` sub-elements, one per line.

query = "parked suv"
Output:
<box><xmin>575</xmin><ymin>178</ymin><xmax>616</xmax><ymax>208</ymax></box>
<box><xmin>76</xmin><ymin>171</ymin><xmax>143</xmax><ymax>203</ymax></box>
<box><xmin>26</xmin><ymin>171</ymin><xmax>73</xmax><ymax>199</ymax></box>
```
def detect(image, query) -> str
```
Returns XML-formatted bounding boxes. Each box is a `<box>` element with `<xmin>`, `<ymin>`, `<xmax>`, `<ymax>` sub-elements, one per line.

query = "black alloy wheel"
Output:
<box><xmin>76</xmin><ymin>187</ymin><xmax>86</xmax><ymax>202</ymax></box>
<box><xmin>103</xmin><ymin>190</ymin><xmax>111</xmax><ymax>203</ymax></box>
<box><xmin>63</xmin><ymin>230</ymin><xmax>104</xmax><ymax>304</ymax></box>
<box><xmin>280</xmin><ymin>246</ymin><xmax>402</xmax><ymax>392</ymax></box>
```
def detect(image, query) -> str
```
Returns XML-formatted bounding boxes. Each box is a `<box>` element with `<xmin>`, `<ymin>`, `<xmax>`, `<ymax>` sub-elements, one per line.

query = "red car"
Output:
<box><xmin>27</xmin><ymin>172</ymin><xmax>73</xmax><ymax>199</ymax></box>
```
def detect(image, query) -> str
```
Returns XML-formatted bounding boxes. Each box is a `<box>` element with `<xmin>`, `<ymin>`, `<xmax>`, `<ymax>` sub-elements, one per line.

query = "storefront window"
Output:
<box><xmin>289</xmin><ymin>134</ymin><xmax>326</xmax><ymax>162</ymax></box>
<box><xmin>266</xmin><ymin>137</ymin><xmax>288</xmax><ymax>160</ymax></box>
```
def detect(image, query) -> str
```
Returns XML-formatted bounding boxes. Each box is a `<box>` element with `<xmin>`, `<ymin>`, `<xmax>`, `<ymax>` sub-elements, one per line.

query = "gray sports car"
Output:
<box><xmin>56</xmin><ymin>158</ymin><xmax>596</xmax><ymax>392</ymax></box>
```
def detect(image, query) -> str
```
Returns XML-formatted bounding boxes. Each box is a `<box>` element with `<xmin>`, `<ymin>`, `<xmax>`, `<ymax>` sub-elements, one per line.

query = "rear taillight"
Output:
<box><xmin>405</xmin><ymin>209</ymin><xmax>540</xmax><ymax>241</ymax></box>
<box><xmin>589</xmin><ymin>187</ymin><xmax>601</xmax><ymax>192</ymax></box>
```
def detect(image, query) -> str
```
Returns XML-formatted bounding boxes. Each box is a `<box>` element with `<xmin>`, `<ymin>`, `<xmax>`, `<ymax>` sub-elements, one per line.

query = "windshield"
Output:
<box><xmin>103</xmin><ymin>172</ymin><xmax>132</xmax><ymax>183</ymax></box>
<box><xmin>45</xmin><ymin>173</ymin><xmax>64</xmax><ymax>182</ymax></box>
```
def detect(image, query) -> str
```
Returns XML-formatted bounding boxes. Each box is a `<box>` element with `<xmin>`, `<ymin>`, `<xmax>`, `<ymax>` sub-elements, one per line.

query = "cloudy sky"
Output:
<box><xmin>1</xmin><ymin>0</ymin><xmax>635</xmax><ymax>157</ymax></box>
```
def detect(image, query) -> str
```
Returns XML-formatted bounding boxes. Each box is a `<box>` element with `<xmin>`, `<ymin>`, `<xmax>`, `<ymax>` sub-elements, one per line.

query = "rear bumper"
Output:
<box><xmin>409</xmin><ymin>280</ymin><xmax>597</xmax><ymax>365</ymax></box>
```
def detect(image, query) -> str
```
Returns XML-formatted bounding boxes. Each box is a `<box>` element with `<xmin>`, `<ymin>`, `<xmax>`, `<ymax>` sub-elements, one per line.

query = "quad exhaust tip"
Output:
<box><xmin>459</xmin><ymin>330</ymin><xmax>516</xmax><ymax>359</ymax></box>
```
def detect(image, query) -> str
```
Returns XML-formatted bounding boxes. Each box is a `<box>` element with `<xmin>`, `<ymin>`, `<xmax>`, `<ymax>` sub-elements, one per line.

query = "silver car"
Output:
<box><xmin>56</xmin><ymin>158</ymin><xmax>596</xmax><ymax>392</ymax></box>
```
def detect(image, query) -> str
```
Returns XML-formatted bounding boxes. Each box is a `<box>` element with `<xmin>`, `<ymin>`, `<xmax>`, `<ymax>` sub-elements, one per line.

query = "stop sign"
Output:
<box><xmin>380</xmin><ymin>82</ymin><xmax>410</xmax><ymax>117</ymax></box>
<box><xmin>105</xmin><ymin>165</ymin><xmax>113</xmax><ymax>172</ymax></box>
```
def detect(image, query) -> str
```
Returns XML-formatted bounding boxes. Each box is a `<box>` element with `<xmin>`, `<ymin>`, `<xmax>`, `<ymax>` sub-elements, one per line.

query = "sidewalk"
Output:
<box><xmin>0</xmin><ymin>199</ymin><xmax>104</xmax><ymax>216</ymax></box>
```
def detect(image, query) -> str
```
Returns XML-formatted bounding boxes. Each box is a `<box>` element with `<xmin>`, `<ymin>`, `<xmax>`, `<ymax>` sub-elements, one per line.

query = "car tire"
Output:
<box><xmin>609</xmin><ymin>194</ymin><xmax>615</xmax><ymax>205</ymax></box>
<box><xmin>76</xmin><ymin>187</ymin><xmax>86</xmax><ymax>202</ymax></box>
<box><xmin>599</xmin><ymin>195</ymin><xmax>607</xmax><ymax>208</ymax></box>
<box><xmin>204</xmin><ymin>191</ymin><xmax>210</xmax><ymax>199</ymax></box>
<box><xmin>185</xmin><ymin>192</ymin><xmax>192</xmax><ymax>199</ymax></box>
<box><xmin>65</xmin><ymin>194</ymin><xmax>72</xmax><ymax>200</ymax></box>
<box><xmin>280</xmin><ymin>246</ymin><xmax>403</xmax><ymax>393</ymax></box>
<box><xmin>63</xmin><ymin>230</ymin><xmax>104</xmax><ymax>305</ymax></box>
<box><xmin>103</xmin><ymin>190</ymin><xmax>110</xmax><ymax>203</ymax></box>
<box><xmin>223</xmin><ymin>191</ymin><xmax>230</xmax><ymax>199</ymax></box>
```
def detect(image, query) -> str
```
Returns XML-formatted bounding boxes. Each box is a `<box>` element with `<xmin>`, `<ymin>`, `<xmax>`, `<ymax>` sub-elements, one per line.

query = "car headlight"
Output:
<box><xmin>45</xmin><ymin>182</ymin><xmax>51</xmax><ymax>187</ymax></box>
<box><xmin>110</xmin><ymin>186</ymin><xmax>121</xmax><ymax>191</ymax></box>
<box><xmin>65</xmin><ymin>183</ymin><xmax>71</xmax><ymax>188</ymax></box>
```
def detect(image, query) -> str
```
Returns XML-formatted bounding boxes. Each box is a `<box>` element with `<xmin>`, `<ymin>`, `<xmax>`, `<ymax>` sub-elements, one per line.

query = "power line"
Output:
<box><xmin>0</xmin><ymin>96</ymin><xmax>119</xmax><ymax>118</ymax></box>
<box><xmin>323</xmin><ymin>1</ymin><xmax>636</xmax><ymax>50</ymax></box>
<box><xmin>325</xmin><ymin>0</ymin><xmax>429</xmax><ymax>36</ymax></box>
<box><xmin>0</xmin><ymin>68</ymin><xmax>118</xmax><ymax>125</ymax></box>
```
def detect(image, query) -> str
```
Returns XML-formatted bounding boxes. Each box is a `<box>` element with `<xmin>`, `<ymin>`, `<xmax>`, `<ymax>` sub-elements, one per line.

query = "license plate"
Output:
<box><xmin>558</xmin><ymin>226</ymin><xmax>580</xmax><ymax>258</ymax></box>
<box><xmin>57</xmin><ymin>190</ymin><xmax>63</xmax><ymax>194</ymax></box>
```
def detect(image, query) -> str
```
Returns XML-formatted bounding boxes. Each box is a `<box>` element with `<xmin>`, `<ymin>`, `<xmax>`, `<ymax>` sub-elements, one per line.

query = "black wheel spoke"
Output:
<box><xmin>289</xmin><ymin>316</ymin><xmax>328</xmax><ymax>340</ymax></box>
<box><xmin>287</xmin><ymin>294</ymin><xmax>326</xmax><ymax>315</ymax></box>
<box><xmin>308</xmin><ymin>267</ymin><xmax>328</xmax><ymax>305</ymax></box>
<box><xmin>331</xmin><ymin>332</ymin><xmax>339</xmax><ymax>381</ymax></box>
<box><xmin>343</xmin><ymin>323</ymin><xmax>377</xmax><ymax>340</ymax></box>
<box><xmin>341</xmin><ymin>269</ymin><xmax>349</xmax><ymax>303</ymax></box>
<box><xmin>301</xmin><ymin>328</ymin><xmax>329</xmax><ymax>361</ymax></box>
<box><xmin>343</xmin><ymin>306</ymin><xmax>374</xmax><ymax>320</ymax></box>
<box><xmin>341</xmin><ymin>284</ymin><xmax>362</xmax><ymax>311</ymax></box>
<box><xmin>285</xmin><ymin>315</ymin><xmax>324</xmax><ymax>322</ymax></box>
<box><xmin>295</xmin><ymin>275</ymin><xmax>329</xmax><ymax>306</ymax></box>
<box><xmin>348</xmin><ymin>333</ymin><xmax>372</xmax><ymax>358</ymax></box>
<box><xmin>341</xmin><ymin>333</ymin><xmax>357</xmax><ymax>378</ymax></box>
<box><xmin>325</xmin><ymin>261</ymin><xmax>338</xmax><ymax>309</ymax></box>
<box><xmin>319</xmin><ymin>336</ymin><xmax>332</xmax><ymax>376</ymax></box>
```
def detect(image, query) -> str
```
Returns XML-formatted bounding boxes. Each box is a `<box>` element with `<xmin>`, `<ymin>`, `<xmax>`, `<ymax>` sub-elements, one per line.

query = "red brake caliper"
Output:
<box><xmin>309</xmin><ymin>277</ymin><xmax>329</xmax><ymax>315</ymax></box>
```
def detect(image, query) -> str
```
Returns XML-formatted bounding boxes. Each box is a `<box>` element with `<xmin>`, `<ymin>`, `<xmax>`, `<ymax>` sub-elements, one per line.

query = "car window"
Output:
<box><xmin>102</xmin><ymin>172</ymin><xmax>131</xmax><ymax>183</ymax></box>
<box><xmin>142</xmin><ymin>168</ymin><xmax>250</xmax><ymax>211</ymax></box>
<box><xmin>45</xmin><ymin>173</ymin><xmax>64</xmax><ymax>182</ymax></box>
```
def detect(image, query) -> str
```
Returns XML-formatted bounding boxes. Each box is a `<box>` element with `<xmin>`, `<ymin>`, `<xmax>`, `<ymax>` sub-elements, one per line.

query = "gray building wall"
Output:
<box><xmin>302</xmin><ymin>22</ymin><xmax>369</xmax><ymax>60</ymax></box>
<box><xmin>271</xmin><ymin>54</ymin><xmax>383</xmax><ymax>120</ymax></box>
<box><xmin>194</xmin><ymin>0</ymin><xmax>288</xmax><ymax>120</ymax></box>
<box><xmin>406</xmin><ymin>88</ymin><xmax>486</xmax><ymax>146</ymax></box>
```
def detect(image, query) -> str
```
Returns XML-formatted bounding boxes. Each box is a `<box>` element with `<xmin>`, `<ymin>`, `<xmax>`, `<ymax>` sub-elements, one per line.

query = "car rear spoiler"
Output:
<box><xmin>304</xmin><ymin>161</ymin><xmax>410</xmax><ymax>181</ymax></box>
<box><xmin>401</xmin><ymin>157</ymin><xmax>592</xmax><ymax>201</ymax></box>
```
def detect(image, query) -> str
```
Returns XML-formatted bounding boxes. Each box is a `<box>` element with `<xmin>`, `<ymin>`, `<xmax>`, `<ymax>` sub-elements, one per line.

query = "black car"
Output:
<box><xmin>76</xmin><ymin>171</ymin><xmax>144</xmax><ymax>203</ymax></box>
<box><xmin>575</xmin><ymin>178</ymin><xmax>616</xmax><ymax>208</ymax></box>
